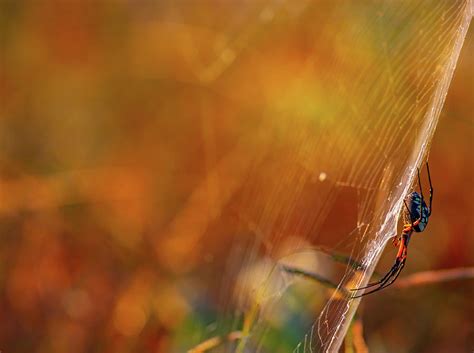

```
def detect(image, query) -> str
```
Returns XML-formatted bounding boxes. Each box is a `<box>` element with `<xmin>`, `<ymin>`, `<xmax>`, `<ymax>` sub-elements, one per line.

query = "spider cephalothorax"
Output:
<box><xmin>351</xmin><ymin>162</ymin><xmax>433</xmax><ymax>298</ymax></box>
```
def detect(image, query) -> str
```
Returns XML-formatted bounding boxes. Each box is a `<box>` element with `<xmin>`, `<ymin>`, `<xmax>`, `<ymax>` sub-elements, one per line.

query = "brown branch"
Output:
<box><xmin>393</xmin><ymin>267</ymin><xmax>474</xmax><ymax>289</ymax></box>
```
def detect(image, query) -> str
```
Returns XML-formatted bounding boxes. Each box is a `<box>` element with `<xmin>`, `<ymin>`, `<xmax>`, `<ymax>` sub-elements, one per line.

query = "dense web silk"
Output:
<box><xmin>160</xmin><ymin>1</ymin><xmax>473</xmax><ymax>351</ymax></box>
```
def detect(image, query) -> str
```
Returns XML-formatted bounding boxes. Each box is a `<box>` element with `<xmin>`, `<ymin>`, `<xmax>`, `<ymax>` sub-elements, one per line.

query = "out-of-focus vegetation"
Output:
<box><xmin>0</xmin><ymin>2</ymin><xmax>472</xmax><ymax>353</ymax></box>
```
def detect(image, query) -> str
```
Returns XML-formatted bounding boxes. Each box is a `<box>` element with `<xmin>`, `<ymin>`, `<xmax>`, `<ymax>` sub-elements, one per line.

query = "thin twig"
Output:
<box><xmin>393</xmin><ymin>267</ymin><xmax>474</xmax><ymax>289</ymax></box>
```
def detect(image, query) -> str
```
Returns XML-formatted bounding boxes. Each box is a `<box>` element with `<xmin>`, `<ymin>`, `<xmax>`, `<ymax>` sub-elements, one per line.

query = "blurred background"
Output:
<box><xmin>0</xmin><ymin>1</ymin><xmax>472</xmax><ymax>353</ymax></box>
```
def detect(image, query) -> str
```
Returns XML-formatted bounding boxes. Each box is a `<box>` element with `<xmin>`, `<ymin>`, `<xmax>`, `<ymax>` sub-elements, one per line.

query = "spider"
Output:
<box><xmin>351</xmin><ymin>162</ymin><xmax>433</xmax><ymax>298</ymax></box>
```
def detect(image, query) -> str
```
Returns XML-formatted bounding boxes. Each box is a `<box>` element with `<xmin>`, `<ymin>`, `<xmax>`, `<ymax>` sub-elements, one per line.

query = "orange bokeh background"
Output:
<box><xmin>0</xmin><ymin>2</ymin><xmax>472</xmax><ymax>352</ymax></box>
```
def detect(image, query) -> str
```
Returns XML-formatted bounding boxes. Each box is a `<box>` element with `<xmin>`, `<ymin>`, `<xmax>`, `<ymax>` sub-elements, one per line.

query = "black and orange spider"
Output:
<box><xmin>351</xmin><ymin>162</ymin><xmax>433</xmax><ymax>298</ymax></box>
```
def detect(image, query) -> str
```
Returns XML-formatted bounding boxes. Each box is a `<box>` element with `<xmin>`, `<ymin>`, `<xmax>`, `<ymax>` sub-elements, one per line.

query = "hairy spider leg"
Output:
<box><xmin>392</xmin><ymin>223</ymin><xmax>411</xmax><ymax>247</ymax></box>
<box><xmin>350</xmin><ymin>262</ymin><xmax>400</xmax><ymax>291</ymax></box>
<box><xmin>350</xmin><ymin>262</ymin><xmax>398</xmax><ymax>291</ymax></box>
<box><xmin>380</xmin><ymin>260</ymin><xmax>406</xmax><ymax>289</ymax></box>
<box><xmin>396</xmin><ymin>232</ymin><xmax>410</xmax><ymax>259</ymax></box>
<box><xmin>351</xmin><ymin>258</ymin><xmax>405</xmax><ymax>298</ymax></box>
<box><xmin>352</xmin><ymin>259</ymin><xmax>406</xmax><ymax>298</ymax></box>
<box><xmin>351</xmin><ymin>232</ymin><xmax>411</xmax><ymax>293</ymax></box>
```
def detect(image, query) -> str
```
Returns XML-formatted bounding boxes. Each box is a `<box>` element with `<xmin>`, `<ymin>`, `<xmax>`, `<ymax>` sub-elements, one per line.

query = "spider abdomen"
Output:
<box><xmin>404</xmin><ymin>192</ymin><xmax>429</xmax><ymax>232</ymax></box>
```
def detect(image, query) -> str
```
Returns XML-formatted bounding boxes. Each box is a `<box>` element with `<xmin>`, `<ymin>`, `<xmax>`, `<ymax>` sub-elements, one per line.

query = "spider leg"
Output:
<box><xmin>350</xmin><ymin>260</ymin><xmax>400</xmax><ymax>291</ymax></box>
<box><xmin>392</xmin><ymin>235</ymin><xmax>400</xmax><ymax>247</ymax></box>
<box><xmin>378</xmin><ymin>259</ymin><xmax>406</xmax><ymax>290</ymax></box>
<box><xmin>351</xmin><ymin>259</ymin><xmax>403</xmax><ymax>298</ymax></box>
<box><xmin>351</xmin><ymin>233</ymin><xmax>409</xmax><ymax>297</ymax></box>
<box><xmin>426</xmin><ymin>162</ymin><xmax>434</xmax><ymax>216</ymax></box>
<box><xmin>351</xmin><ymin>259</ymin><xmax>406</xmax><ymax>298</ymax></box>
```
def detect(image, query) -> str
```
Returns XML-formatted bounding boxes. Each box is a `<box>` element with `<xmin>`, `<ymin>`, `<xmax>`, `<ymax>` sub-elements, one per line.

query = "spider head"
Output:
<box><xmin>403</xmin><ymin>192</ymin><xmax>430</xmax><ymax>232</ymax></box>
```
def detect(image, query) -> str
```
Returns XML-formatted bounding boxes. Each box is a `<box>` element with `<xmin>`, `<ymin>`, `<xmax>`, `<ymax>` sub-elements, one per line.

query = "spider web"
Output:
<box><xmin>158</xmin><ymin>1</ymin><xmax>473</xmax><ymax>352</ymax></box>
